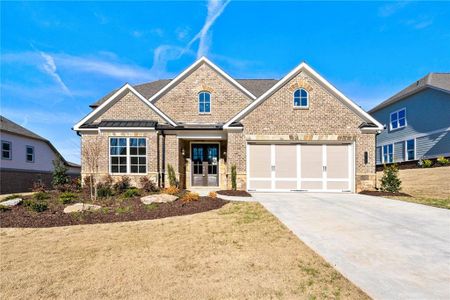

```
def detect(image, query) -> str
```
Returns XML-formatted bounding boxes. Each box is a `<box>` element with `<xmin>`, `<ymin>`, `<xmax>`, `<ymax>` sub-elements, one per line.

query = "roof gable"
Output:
<box><xmin>73</xmin><ymin>84</ymin><xmax>177</xmax><ymax>130</ymax></box>
<box><xmin>224</xmin><ymin>62</ymin><xmax>383</xmax><ymax>130</ymax></box>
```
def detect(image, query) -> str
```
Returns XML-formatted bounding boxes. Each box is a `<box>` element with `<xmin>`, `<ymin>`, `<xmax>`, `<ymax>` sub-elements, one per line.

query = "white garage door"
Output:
<box><xmin>247</xmin><ymin>143</ymin><xmax>353</xmax><ymax>192</ymax></box>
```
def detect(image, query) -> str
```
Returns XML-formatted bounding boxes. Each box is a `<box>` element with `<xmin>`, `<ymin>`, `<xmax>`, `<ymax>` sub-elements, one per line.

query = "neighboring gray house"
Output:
<box><xmin>0</xmin><ymin>116</ymin><xmax>80</xmax><ymax>194</ymax></box>
<box><xmin>369</xmin><ymin>73</ymin><xmax>450</xmax><ymax>166</ymax></box>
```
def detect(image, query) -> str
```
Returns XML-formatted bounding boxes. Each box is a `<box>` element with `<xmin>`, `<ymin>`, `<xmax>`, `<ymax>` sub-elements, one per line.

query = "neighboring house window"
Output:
<box><xmin>110</xmin><ymin>137</ymin><xmax>147</xmax><ymax>174</ymax></box>
<box><xmin>390</xmin><ymin>108</ymin><xmax>406</xmax><ymax>130</ymax></box>
<box><xmin>198</xmin><ymin>91</ymin><xmax>211</xmax><ymax>114</ymax></box>
<box><xmin>26</xmin><ymin>145</ymin><xmax>35</xmax><ymax>162</ymax></box>
<box><xmin>382</xmin><ymin>144</ymin><xmax>393</xmax><ymax>163</ymax></box>
<box><xmin>1</xmin><ymin>141</ymin><xmax>11</xmax><ymax>160</ymax></box>
<box><xmin>406</xmin><ymin>139</ymin><xmax>415</xmax><ymax>161</ymax></box>
<box><xmin>293</xmin><ymin>88</ymin><xmax>309</xmax><ymax>108</ymax></box>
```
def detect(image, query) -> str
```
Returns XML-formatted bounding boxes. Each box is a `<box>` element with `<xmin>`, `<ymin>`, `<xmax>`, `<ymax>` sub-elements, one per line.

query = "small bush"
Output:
<box><xmin>113</xmin><ymin>176</ymin><xmax>131</xmax><ymax>193</ymax></box>
<box><xmin>162</xmin><ymin>186</ymin><xmax>180</xmax><ymax>195</ymax></box>
<box><xmin>123</xmin><ymin>188</ymin><xmax>141</xmax><ymax>198</ymax></box>
<box><xmin>33</xmin><ymin>192</ymin><xmax>50</xmax><ymax>201</ymax></box>
<box><xmin>52</xmin><ymin>157</ymin><xmax>69</xmax><ymax>187</ymax></box>
<box><xmin>420</xmin><ymin>159</ymin><xmax>433</xmax><ymax>168</ymax></box>
<box><xmin>55</xmin><ymin>177</ymin><xmax>82</xmax><ymax>193</ymax></box>
<box><xmin>24</xmin><ymin>200</ymin><xmax>48</xmax><ymax>212</ymax></box>
<box><xmin>32</xmin><ymin>181</ymin><xmax>46</xmax><ymax>193</ymax></box>
<box><xmin>59</xmin><ymin>192</ymin><xmax>77</xmax><ymax>204</ymax></box>
<box><xmin>231</xmin><ymin>164</ymin><xmax>237</xmax><ymax>191</ymax></box>
<box><xmin>167</xmin><ymin>164</ymin><xmax>178</xmax><ymax>187</ymax></box>
<box><xmin>96</xmin><ymin>176</ymin><xmax>114</xmax><ymax>198</ymax></box>
<box><xmin>115</xmin><ymin>206</ymin><xmax>132</xmax><ymax>214</ymax></box>
<box><xmin>380</xmin><ymin>164</ymin><xmax>402</xmax><ymax>193</ymax></box>
<box><xmin>181</xmin><ymin>192</ymin><xmax>200</xmax><ymax>202</ymax></box>
<box><xmin>208</xmin><ymin>191</ymin><xmax>217</xmax><ymax>199</ymax></box>
<box><xmin>0</xmin><ymin>205</ymin><xmax>11</xmax><ymax>212</ymax></box>
<box><xmin>140</xmin><ymin>177</ymin><xmax>159</xmax><ymax>193</ymax></box>
<box><xmin>3</xmin><ymin>194</ymin><xmax>22</xmax><ymax>201</ymax></box>
<box><xmin>436</xmin><ymin>156</ymin><xmax>449</xmax><ymax>166</ymax></box>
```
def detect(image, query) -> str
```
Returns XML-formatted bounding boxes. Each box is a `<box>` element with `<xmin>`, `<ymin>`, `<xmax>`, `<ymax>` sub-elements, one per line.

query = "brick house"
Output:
<box><xmin>73</xmin><ymin>57</ymin><xmax>382</xmax><ymax>192</ymax></box>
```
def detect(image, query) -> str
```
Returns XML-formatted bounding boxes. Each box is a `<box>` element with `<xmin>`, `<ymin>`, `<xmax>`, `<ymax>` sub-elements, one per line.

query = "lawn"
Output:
<box><xmin>386</xmin><ymin>195</ymin><xmax>450</xmax><ymax>210</ymax></box>
<box><xmin>0</xmin><ymin>202</ymin><xmax>368</xmax><ymax>299</ymax></box>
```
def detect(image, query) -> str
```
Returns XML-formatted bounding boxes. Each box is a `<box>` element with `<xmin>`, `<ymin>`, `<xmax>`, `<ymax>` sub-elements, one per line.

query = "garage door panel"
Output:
<box><xmin>301</xmin><ymin>145</ymin><xmax>323</xmax><ymax>178</ymax></box>
<box><xmin>275</xmin><ymin>145</ymin><xmax>297</xmax><ymax>178</ymax></box>
<box><xmin>327</xmin><ymin>181</ymin><xmax>349</xmax><ymax>190</ymax></box>
<box><xmin>301</xmin><ymin>181</ymin><xmax>323</xmax><ymax>190</ymax></box>
<box><xmin>249</xmin><ymin>144</ymin><xmax>271</xmax><ymax>178</ymax></box>
<box><xmin>327</xmin><ymin>145</ymin><xmax>349</xmax><ymax>179</ymax></box>
<box><xmin>248</xmin><ymin>180</ymin><xmax>271</xmax><ymax>190</ymax></box>
<box><xmin>275</xmin><ymin>180</ymin><xmax>297</xmax><ymax>190</ymax></box>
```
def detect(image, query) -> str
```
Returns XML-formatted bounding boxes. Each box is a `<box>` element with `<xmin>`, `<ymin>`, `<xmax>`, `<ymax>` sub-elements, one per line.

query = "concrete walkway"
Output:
<box><xmin>251</xmin><ymin>193</ymin><xmax>450</xmax><ymax>300</ymax></box>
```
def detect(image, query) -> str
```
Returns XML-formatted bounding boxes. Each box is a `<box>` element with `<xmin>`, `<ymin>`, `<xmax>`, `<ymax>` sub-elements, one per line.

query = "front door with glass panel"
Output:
<box><xmin>191</xmin><ymin>144</ymin><xmax>219</xmax><ymax>186</ymax></box>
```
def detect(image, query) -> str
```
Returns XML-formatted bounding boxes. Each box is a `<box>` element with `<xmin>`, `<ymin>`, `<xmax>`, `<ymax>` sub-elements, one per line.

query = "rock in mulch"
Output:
<box><xmin>141</xmin><ymin>194</ymin><xmax>178</xmax><ymax>204</ymax></box>
<box><xmin>64</xmin><ymin>203</ymin><xmax>101</xmax><ymax>213</ymax></box>
<box><xmin>0</xmin><ymin>198</ymin><xmax>22</xmax><ymax>207</ymax></box>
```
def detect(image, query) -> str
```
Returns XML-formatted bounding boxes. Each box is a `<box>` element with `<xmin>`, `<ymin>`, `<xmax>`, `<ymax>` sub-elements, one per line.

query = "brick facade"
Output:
<box><xmin>78</xmin><ymin>60</ymin><xmax>377</xmax><ymax>192</ymax></box>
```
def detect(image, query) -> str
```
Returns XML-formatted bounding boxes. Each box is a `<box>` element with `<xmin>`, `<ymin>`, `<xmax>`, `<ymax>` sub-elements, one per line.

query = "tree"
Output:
<box><xmin>380</xmin><ymin>164</ymin><xmax>402</xmax><ymax>193</ymax></box>
<box><xmin>52</xmin><ymin>157</ymin><xmax>69</xmax><ymax>187</ymax></box>
<box><xmin>82</xmin><ymin>136</ymin><xmax>102</xmax><ymax>201</ymax></box>
<box><xmin>231</xmin><ymin>164</ymin><xmax>237</xmax><ymax>191</ymax></box>
<box><xmin>167</xmin><ymin>164</ymin><xmax>177</xmax><ymax>187</ymax></box>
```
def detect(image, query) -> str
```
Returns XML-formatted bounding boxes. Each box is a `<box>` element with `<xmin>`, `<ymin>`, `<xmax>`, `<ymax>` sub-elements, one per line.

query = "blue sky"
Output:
<box><xmin>1</xmin><ymin>1</ymin><xmax>449</xmax><ymax>163</ymax></box>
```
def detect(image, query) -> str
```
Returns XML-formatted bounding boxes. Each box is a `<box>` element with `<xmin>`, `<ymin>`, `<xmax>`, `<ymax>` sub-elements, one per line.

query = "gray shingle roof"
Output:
<box><xmin>369</xmin><ymin>73</ymin><xmax>450</xmax><ymax>113</ymax></box>
<box><xmin>90</xmin><ymin>79</ymin><xmax>279</xmax><ymax>108</ymax></box>
<box><xmin>0</xmin><ymin>115</ymin><xmax>80</xmax><ymax>168</ymax></box>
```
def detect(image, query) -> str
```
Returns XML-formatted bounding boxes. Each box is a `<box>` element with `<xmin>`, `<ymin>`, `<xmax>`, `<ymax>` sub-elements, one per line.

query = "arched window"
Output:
<box><xmin>293</xmin><ymin>88</ymin><xmax>309</xmax><ymax>108</ymax></box>
<box><xmin>198</xmin><ymin>91</ymin><xmax>211</xmax><ymax>114</ymax></box>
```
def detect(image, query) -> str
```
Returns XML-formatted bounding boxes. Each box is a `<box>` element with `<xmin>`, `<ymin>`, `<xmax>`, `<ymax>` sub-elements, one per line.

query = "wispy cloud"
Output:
<box><xmin>378</xmin><ymin>1</ymin><xmax>410</xmax><ymax>17</ymax></box>
<box><xmin>404</xmin><ymin>17</ymin><xmax>434</xmax><ymax>29</ymax></box>
<box><xmin>186</xmin><ymin>0</ymin><xmax>230</xmax><ymax>58</ymax></box>
<box><xmin>38</xmin><ymin>51</ymin><xmax>71</xmax><ymax>95</ymax></box>
<box><xmin>176</xmin><ymin>26</ymin><xmax>190</xmax><ymax>41</ymax></box>
<box><xmin>131</xmin><ymin>28</ymin><xmax>164</xmax><ymax>39</ymax></box>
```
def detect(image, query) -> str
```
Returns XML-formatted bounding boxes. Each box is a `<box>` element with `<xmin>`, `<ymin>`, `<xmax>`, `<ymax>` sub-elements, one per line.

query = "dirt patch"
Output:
<box><xmin>360</xmin><ymin>190</ymin><xmax>412</xmax><ymax>197</ymax></box>
<box><xmin>217</xmin><ymin>190</ymin><xmax>252</xmax><ymax>197</ymax></box>
<box><xmin>0</xmin><ymin>195</ymin><xmax>228</xmax><ymax>228</ymax></box>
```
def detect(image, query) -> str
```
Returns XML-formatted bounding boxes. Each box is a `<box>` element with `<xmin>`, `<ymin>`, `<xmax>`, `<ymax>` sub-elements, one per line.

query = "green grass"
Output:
<box><xmin>145</xmin><ymin>203</ymin><xmax>159</xmax><ymax>211</ymax></box>
<box><xmin>115</xmin><ymin>206</ymin><xmax>132</xmax><ymax>214</ymax></box>
<box><xmin>388</xmin><ymin>196</ymin><xmax>450</xmax><ymax>209</ymax></box>
<box><xmin>2</xmin><ymin>194</ymin><xmax>23</xmax><ymax>201</ymax></box>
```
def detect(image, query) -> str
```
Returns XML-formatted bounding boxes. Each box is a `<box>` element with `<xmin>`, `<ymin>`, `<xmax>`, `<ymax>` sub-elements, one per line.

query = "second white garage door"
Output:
<box><xmin>247</xmin><ymin>143</ymin><xmax>353</xmax><ymax>192</ymax></box>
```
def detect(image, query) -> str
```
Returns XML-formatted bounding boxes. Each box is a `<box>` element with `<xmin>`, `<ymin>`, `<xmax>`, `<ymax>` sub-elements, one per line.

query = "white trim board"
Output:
<box><xmin>224</xmin><ymin>62</ymin><xmax>383</xmax><ymax>130</ymax></box>
<box><xmin>73</xmin><ymin>84</ymin><xmax>177</xmax><ymax>131</ymax></box>
<box><xmin>148</xmin><ymin>56</ymin><xmax>256</xmax><ymax>103</ymax></box>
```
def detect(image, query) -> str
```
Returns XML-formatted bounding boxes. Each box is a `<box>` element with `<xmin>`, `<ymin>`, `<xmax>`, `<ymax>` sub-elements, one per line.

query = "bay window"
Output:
<box><xmin>110</xmin><ymin>137</ymin><xmax>147</xmax><ymax>174</ymax></box>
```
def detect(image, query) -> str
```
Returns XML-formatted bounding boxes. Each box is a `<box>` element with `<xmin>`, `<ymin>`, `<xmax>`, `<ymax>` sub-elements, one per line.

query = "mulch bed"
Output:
<box><xmin>0</xmin><ymin>196</ymin><xmax>229</xmax><ymax>228</ymax></box>
<box><xmin>359</xmin><ymin>190</ymin><xmax>412</xmax><ymax>197</ymax></box>
<box><xmin>216</xmin><ymin>190</ymin><xmax>252</xmax><ymax>197</ymax></box>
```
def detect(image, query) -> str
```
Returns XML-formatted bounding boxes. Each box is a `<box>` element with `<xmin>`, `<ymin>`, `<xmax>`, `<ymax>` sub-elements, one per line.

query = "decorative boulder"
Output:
<box><xmin>141</xmin><ymin>194</ymin><xmax>178</xmax><ymax>205</ymax></box>
<box><xmin>0</xmin><ymin>198</ymin><xmax>22</xmax><ymax>207</ymax></box>
<box><xmin>64</xmin><ymin>203</ymin><xmax>101</xmax><ymax>213</ymax></box>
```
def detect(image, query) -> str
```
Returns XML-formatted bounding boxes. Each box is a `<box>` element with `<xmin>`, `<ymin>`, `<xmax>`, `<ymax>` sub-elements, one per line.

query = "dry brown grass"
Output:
<box><xmin>0</xmin><ymin>202</ymin><xmax>368</xmax><ymax>300</ymax></box>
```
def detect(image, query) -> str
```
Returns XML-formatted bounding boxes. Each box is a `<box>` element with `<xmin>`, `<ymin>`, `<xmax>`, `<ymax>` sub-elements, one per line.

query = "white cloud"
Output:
<box><xmin>378</xmin><ymin>1</ymin><xmax>410</xmax><ymax>17</ymax></box>
<box><xmin>404</xmin><ymin>17</ymin><xmax>434</xmax><ymax>29</ymax></box>
<box><xmin>176</xmin><ymin>26</ymin><xmax>190</xmax><ymax>41</ymax></box>
<box><xmin>38</xmin><ymin>51</ymin><xmax>71</xmax><ymax>95</ymax></box>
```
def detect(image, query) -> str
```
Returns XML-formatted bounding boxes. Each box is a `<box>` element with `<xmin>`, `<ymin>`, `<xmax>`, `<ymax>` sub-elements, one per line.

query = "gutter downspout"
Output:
<box><xmin>161</xmin><ymin>130</ymin><xmax>166</xmax><ymax>188</ymax></box>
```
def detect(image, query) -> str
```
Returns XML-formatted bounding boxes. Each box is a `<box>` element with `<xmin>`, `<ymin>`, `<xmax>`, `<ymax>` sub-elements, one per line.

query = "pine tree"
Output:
<box><xmin>380</xmin><ymin>164</ymin><xmax>401</xmax><ymax>193</ymax></box>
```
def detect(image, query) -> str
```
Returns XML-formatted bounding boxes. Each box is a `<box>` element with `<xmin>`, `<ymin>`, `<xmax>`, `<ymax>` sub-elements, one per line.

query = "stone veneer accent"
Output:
<box><xmin>153</xmin><ymin>63</ymin><xmax>253</xmax><ymax>123</ymax></box>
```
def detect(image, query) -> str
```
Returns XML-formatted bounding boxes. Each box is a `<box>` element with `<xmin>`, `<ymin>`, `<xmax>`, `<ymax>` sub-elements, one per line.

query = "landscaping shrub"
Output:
<box><xmin>162</xmin><ymin>186</ymin><xmax>180</xmax><ymax>195</ymax></box>
<box><xmin>33</xmin><ymin>192</ymin><xmax>50</xmax><ymax>201</ymax></box>
<box><xmin>231</xmin><ymin>164</ymin><xmax>237</xmax><ymax>191</ymax></box>
<box><xmin>56</xmin><ymin>177</ymin><xmax>82</xmax><ymax>193</ymax></box>
<box><xmin>419</xmin><ymin>159</ymin><xmax>433</xmax><ymax>168</ymax></box>
<box><xmin>436</xmin><ymin>156</ymin><xmax>449</xmax><ymax>166</ymax></box>
<box><xmin>167</xmin><ymin>164</ymin><xmax>178</xmax><ymax>187</ymax></box>
<box><xmin>52</xmin><ymin>157</ymin><xmax>70</xmax><ymax>187</ymax></box>
<box><xmin>181</xmin><ymin>192</ymin><xmax>200</xmax><ymax>202</ymax></box>
<box><xmin>113</xmin><ymin>176</ymin><xmax>131</xmax><ymax>193</ymax></box>
<box><xmin>59</xmin><ymin>192</ymin><xmax>78</xmax><ymax>204</ymax></box>
<box><xmin>96</xmin><ymin>176</ymin><xmax>114</xmax><ymax>198</ymax></box>
<box><xmin>208</xmin><ymin>191</ymin><xmax>217</xmax><ymax>199</ymax></box>
<box><xmin>380</xmin><ymin>164</ymin><xmax>402</xmax><ymax>193</ymax></box>
<box><xmin>123</xmin><ymin>188</ymin><xmax>141</xmax><ymax>198</ymax></box>
<box><xmin>140</xmin><ymin>177</ymin><xmax>159</xmax><ymax>193</ymax></box>
<box><xmin>0</xmin><ymin>205</ymin><xmax>11</xmax><ymax>212</ymax></box>
<box><xmin>24</xmin><ymin>199</ymin><xmax>48</xmax><ymax>212</ymax></box>
<box><xmin>32</xmin><ymin>181</ymin><xmax>46</xmax><ymax>193</ymax></box>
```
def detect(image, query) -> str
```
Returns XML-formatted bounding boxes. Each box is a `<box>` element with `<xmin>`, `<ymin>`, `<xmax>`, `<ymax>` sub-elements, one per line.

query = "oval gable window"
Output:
<box><xmin>293</xmin><ymin>88</ymin><xmax>309</xmax><ymax>108</ymax></box>
<box><xmin>198</xmin><ymin>91</ymin><xmax>211</xmax><ymax>114</ymax></box>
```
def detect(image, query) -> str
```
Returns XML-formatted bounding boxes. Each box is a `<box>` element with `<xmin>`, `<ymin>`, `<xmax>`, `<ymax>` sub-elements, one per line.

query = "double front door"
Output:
<box><xmin>191</xmin><ymin>143</ymin><xmax>219</xmax><ymax>186</ymax></box>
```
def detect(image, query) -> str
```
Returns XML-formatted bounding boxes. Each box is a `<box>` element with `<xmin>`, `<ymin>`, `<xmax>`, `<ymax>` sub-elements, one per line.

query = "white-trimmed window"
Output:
<box><xmin>198</xmin><ymin>91</ymin><xmax>211</xmax><ymax>114</ymax></box>
<box><xmin>109</xmin><ymin>137</ymin><xmax>147</xmax><ymax>174</ymax></box>
<box><xmin>1</xmin><ymin>141</ymin><xmax>11</xmax><ymax>160</ymax></box>
<box><xmin>293</xmin><ymin>88</ymin><xmax>309</xmax><ymax>108</ymax></box>
<box><xmin>406</xmin><ymin>139</ymin><xmax>415</xmax><ymax>161</ymax></box>
<box><xmin>26</xmin><ymin>145</ymin><xmax>34</xmax><ymax>163</ymax></box>
<box><xmin>390</xmin><ymin>108</ymin><xmax>406</xmax><ymax>130</ymax></box>
<box><xmin>382</xmin><ymin>144</ymin><xmax>393</xmax><ymax>163</ymax></box>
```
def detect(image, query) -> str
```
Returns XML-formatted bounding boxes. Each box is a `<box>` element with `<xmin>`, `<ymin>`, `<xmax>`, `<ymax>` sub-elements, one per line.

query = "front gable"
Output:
<box><xmin>152</xmin><ymin>58</ymin><xmax>255</xmax><ymax>124</ymax></box>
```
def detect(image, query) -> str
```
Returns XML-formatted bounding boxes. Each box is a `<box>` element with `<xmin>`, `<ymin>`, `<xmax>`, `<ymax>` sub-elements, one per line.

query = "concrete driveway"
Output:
<box><xmin>251</xmin><ymin>193</ymin><xmax>450</xmax><ymax>300</ymax></box>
